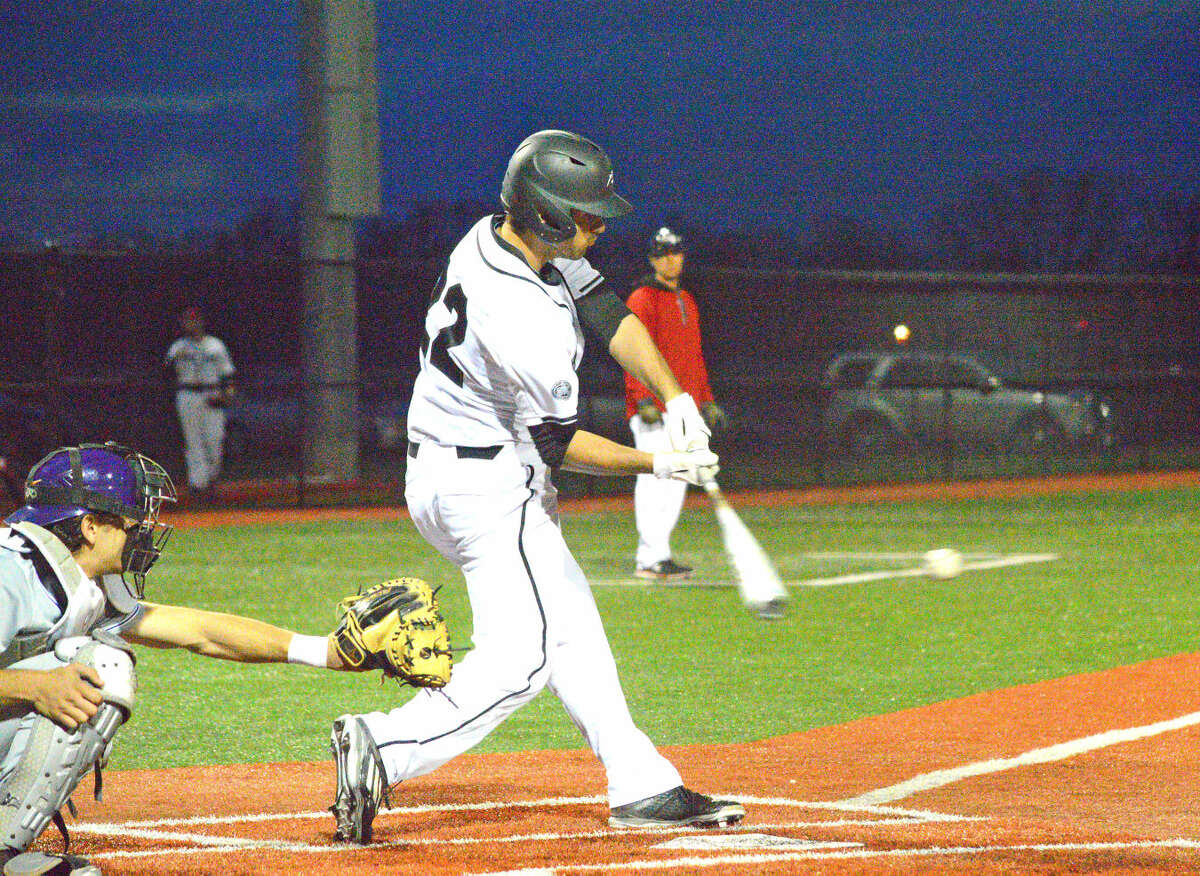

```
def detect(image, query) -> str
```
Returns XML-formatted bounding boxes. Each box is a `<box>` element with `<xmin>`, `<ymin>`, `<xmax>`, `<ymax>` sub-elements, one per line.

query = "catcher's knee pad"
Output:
<box><xmin>53</xmin><ymin>636</ymin><xmax>137</xmax><ymax>715</ymax></box>
<box><xmin>0</xmin><ymin>639</ymin><xmax>135</xmax><ymax>852</ymax></box>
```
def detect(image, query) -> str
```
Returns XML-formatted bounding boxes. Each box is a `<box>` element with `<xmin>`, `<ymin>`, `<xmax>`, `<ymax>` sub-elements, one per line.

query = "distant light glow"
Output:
<box><xmin>893</xmin><ymin>324</ymin><xmax>911</xmax><ymax>344</ymax></box>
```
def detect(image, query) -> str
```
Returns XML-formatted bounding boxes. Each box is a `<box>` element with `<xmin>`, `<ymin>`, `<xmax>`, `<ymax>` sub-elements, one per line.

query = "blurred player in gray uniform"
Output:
<box><xmin>329</xmin><ymin>130</ymin><xmax>744</xmax><ymax>845</ymax></box>
<box><xmin>0</xmin><ymin>443</ymin><xmax>354</xmax><ymax>876</ymax></box>
<box><xmin>164</xmin><ymin>307</ymin><xmax>235</xmax><ymax>500</ymax></box>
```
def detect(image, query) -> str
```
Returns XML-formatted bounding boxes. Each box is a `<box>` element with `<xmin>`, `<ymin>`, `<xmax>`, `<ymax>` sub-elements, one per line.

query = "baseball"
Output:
<box><xmin>922</xmin><ymin>548</ymin><xmax>964</xmax><ymax>579</ymax></box>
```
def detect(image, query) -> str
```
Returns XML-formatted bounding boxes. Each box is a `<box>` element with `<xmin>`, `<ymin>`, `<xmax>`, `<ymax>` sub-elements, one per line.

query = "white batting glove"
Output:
<box><xmin>653</xmin><ymin>448</ymin><xmax>720</xmax><ymax>486</ymax></box>
<box><xmin>663</xmin><ymin>392</ymin><xmax>712</xmax><ymax>452</ymax></box>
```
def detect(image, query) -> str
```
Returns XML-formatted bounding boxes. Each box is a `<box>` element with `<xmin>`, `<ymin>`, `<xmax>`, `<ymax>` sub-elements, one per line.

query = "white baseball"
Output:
<box><xmin>922</xmin><ymin>548</ymin><xmax>964</xmax><ymax>579</ymax></box>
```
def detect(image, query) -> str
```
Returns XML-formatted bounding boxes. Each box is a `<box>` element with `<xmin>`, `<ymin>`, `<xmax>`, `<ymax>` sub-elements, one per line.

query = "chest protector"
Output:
<box><xmin>0</xmin><ymin>522</ymin><xmax>108</xmax><ymax>669</ymax></box>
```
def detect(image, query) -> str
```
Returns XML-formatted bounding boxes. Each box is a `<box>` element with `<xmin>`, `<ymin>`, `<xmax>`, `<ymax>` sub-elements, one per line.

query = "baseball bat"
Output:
<box><xmin>702</xmin><ymin>479</ymin><xmax>789</xmax><ymax>619</ymax></box>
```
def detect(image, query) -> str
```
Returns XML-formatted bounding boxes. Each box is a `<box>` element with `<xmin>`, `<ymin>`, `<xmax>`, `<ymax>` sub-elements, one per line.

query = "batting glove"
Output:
<box><xmin>653</xmin><ymin>447</ymin><xmax>720</xmax><ymax>486</ymax></box>
<box><xmin>664</xmin><ymin>392</ymin><xmax>712</xmax><ymax>452</ymax></box>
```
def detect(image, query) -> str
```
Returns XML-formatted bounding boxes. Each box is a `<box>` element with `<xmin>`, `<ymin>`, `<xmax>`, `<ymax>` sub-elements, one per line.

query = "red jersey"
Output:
<box><xmin>624</xmin><ymin>277</ymin><xmax>714</xmax><ymax>419</ymax></box>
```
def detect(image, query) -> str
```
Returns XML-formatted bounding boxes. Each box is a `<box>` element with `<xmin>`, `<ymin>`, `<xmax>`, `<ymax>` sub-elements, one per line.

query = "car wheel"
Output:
<box><xmin>1008</xmin><ymin>414</ymin><xmax>1066</xmax><ymax>454</ymax></box>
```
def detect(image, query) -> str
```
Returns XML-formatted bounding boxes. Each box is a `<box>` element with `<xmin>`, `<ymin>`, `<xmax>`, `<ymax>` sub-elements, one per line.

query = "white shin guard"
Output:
<box><xmin>0</xmin><ymin>640</ymin><xmax>135</xmax><ymax>853</ymax></box>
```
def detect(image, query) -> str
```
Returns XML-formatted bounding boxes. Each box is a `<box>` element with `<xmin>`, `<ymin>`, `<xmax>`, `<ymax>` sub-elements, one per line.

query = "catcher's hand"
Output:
<box><xmin>333</xmin><ymin>578</ymin><xmax>452</xmax><ymax>688</ymax></box>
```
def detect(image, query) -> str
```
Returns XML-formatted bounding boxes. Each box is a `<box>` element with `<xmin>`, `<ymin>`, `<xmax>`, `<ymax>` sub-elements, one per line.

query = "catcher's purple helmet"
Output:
<box><xmin>6</xmin><ymin>442</ymin><xmax>176</xmax><ymax>597</ymax></box>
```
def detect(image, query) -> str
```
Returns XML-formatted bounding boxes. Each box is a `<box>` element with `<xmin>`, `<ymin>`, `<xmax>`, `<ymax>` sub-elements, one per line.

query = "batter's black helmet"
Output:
<box><xmin>501</xmin><ymin>130</ymin><xmax>633</xmax><ymax>244</ymax></box>
<box><xmin>649</xmin><ymin>226</ymin><xmax>685</xmax><ymax>257</ymax></box>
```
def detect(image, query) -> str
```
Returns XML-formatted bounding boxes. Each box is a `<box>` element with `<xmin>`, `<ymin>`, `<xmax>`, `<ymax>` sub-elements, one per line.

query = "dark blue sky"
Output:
<box><xmin>2</xmin><ymin>1</ymin><xmax>1197</xmax><ymax>244</ymax></box>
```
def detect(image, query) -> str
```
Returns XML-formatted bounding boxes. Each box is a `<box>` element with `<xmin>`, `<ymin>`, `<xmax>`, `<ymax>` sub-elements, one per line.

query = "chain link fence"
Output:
<box><xmin>3</xmin><ymin>248</ymin><xmax>1198</xmax><ymax>509</ymax></box>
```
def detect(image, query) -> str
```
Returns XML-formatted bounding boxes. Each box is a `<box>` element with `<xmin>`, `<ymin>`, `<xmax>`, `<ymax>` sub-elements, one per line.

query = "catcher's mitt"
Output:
<box><xmin>333</xmin><ymin>577</ymin><xmax>452</xmax><ymax>688</ymax></box>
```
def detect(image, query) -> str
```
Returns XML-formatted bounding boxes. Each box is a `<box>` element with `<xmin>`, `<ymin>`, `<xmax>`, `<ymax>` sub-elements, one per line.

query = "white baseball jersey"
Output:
<box><xmin>165</xmin><ymin>335</ymin><xmax>235</xmax><ymax>388</ymax></box>
<box><xmin>407</xmin><ymin>215</ymin><xmax>605</xmax><ymax>449</ymax></box>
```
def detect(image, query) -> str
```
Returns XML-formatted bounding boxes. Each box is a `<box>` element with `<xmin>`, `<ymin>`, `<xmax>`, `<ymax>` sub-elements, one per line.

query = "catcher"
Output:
<box><xmin>0</xmin><ymin>442</ymin><xmax>449</xmax><ymax>876</ymax></box>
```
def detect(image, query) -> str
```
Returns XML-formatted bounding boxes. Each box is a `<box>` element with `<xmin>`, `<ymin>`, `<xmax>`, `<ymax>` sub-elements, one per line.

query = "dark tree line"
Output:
<box><xmin>61</xmin><ymin>169</ymin><xmax>1200</xmax><ymax>275</ymax></box>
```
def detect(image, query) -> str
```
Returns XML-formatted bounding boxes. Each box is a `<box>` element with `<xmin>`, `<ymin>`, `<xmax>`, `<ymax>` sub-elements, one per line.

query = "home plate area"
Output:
<box><xmin>66</xmin><ymin>791</ymin><xmax>1200</xmax><ymax>875</ymax></box>
<box><xmin>52</xmin><ymin>646</ymin><xmax>1200</xmax><ymax>874</ymax></box>
<box><xmin>67</xmin><ymin>795</ymin><xmax>991</xmax><ymax>875</ymax></box>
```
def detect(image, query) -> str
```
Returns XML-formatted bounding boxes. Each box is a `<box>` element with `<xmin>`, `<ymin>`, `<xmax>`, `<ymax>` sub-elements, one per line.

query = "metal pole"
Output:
<box><xmin>297</xmin><ymin>0</ymin><xmax>381</xmax><ymax>493</ymax></box>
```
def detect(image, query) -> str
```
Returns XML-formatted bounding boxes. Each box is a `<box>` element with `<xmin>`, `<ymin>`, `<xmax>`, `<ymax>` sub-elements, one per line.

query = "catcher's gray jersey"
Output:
<box><xmin>407</xmin><ymin>215</ymin><xmax>605</xmax><ymax>449</ymax></box>
<box><xmin>0</xmin><ymin>526</ymin><xmax>141</xmax><ymax>666</ymax></box>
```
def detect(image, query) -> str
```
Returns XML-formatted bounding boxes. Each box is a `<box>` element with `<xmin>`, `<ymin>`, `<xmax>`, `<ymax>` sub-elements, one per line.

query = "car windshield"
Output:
<box><xmin>828</xmin><ymin>359</ymin><xmax>875</xmax><ymax>388</ymax></box>
<box><xmin>944</xmin><ymin>359</ymin><xmax>992</xmax><ymax>387</ymax></box>
<box><xmin>881</xmin><ymin>358</ymin><xmax>942</xmax><ymax>388</ymax></box>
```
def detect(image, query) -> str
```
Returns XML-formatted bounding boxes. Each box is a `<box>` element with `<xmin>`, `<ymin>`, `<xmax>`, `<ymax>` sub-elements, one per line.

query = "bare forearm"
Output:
<box><xmin>129</xmin><ymin>603</ymin><xmax>315</xmax><ymax>664</ymax></box>
<box><xmin>609</xmin><ymin>315</ymin><xmax>683</xmax><ymax>403</ymax></box>
<box><xmin>0</xmin><ymin>668</ymin><xmax>36</xmax><ymax>707</ymax></box>
<box><xmin>562</xmin><ymin>430</ymin><xmax>654</xmax><ymax>476</ymax></box>
<box><xmin>181</xmin><ymin>613</ymin><xmax>291</xmax><ymax>662</ymax></box>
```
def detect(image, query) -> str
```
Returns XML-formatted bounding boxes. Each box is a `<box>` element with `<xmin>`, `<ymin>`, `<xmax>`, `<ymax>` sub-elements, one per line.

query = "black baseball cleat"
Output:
<box><xmin>608</xmin><ymin>785</ymin><xmax>745</xmax><ymax>828</ymax></box>
<box><xmin>2</xmin><ymin>851</ymin><xmax>101</xmax><ymax>876</ymax></box>
<box><xmin>329</xmin><ymin>715</ymin><xmax>391</xmax><ymax>844</ymax></box>
<box><xmin>634</xmin><ymin>559</ymin><xmax>693</xmax><ymax>581</ymax></box>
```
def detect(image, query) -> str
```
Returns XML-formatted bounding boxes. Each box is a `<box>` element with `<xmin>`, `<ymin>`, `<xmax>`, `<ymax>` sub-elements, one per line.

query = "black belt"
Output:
<box><xmin>178</xmin><ymin>383</ymin><xmax>220</xmax><ymax>391</ymax></box>
<box><xmin>407</xmin><ymin>441</ymin><xmax>502</xmax><ymax>460</ymax></box>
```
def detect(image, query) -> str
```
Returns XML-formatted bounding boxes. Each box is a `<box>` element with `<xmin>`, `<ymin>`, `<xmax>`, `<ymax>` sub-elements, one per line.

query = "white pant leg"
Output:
<box><xmin>542</xmin><ymin>550</ymin><xmax>681</xmax><ymax>805</ymax></box>
<box><xmin>362</xmin><ymin>446</ymin><xmax>553</xmax><ymax>782</ymax></box>
<box><xmin>201</xmin><ymin>403</ymin><xmax>226</xmax><ymax>485</ymax></box>
<box><xmin>0</xmin><ymin>653</ymin><xmax>65</xmax><ymax>781</ymax></box>
<box><xmin>630</xmin><ymin>415</ymin><xmax>688</xmax><ymax>568</ymax></box>
<box><xmin>364</xmin><ymin>443</ymin><xmax>680</xmax><ymax>805</ymax></box>
<box><xmin>176</xmin><ymin>391</ymin><xmax>225</xmax><ymax>490</ymax></box>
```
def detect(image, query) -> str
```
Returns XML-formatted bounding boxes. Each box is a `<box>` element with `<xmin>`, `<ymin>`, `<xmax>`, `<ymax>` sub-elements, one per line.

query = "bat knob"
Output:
<box><xmin>753</xmin><ymin>598</ymin><xmax>787</xmax><ymax>621</ymax></box>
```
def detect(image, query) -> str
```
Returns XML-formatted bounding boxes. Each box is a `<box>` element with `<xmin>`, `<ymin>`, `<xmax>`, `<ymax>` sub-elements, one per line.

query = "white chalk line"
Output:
<box><xmin>791</xmin><ymin>553</ymin><xmax>1058</xmax><ymax>588</ymax></box>
<box><xmin>96</xmin><ymin>794</ymin><xmax>970</xmax><ymax>830</ymax></box>
<box><xmin>590</xmin><ymin>552</ymin><xmax>1058</xmax><ymax>589</ymax></box>
<box><xmin>84</xmin><ymin>820</ymin><xmax>921</xmax><ymax>861</ymax></box>
<box><xmin>840</xmin><ymin>708</ymin><xmax>1200</xmax><ymax>807</ymax></box>
<box><xmin>471</xmin><ymin>840</ymin><xmax>1200</xmax><ymax>874</ymax></box>
<box><xmin>78</xmin><ymin>794</ymin><xmax>970</xmax><ymax>861</ymax></box>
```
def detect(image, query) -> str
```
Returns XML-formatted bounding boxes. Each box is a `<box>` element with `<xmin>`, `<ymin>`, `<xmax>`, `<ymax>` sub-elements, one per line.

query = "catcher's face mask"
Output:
<box><xmin>10</xmin><ymin>441</ymin><xmax>176</xmax><ymax>604</ymax></box>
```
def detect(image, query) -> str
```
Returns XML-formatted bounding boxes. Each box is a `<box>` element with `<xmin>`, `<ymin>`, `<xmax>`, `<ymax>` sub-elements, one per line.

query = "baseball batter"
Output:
<box><xmin>164</xmin><ymin>307</ymin><xmax>235</xmax><ymax>499</ymax></box>
<box><xmin>329</xmin><ymin>130</ymin><xmax>744</xmax><ymax>844</ymax></box>
<box><xmin>625</xmin><ymin>228</ymin><xmax>726</xmax><ymax>580</ymax></box>
<box><xmin>0</xmin><ymin>442</ymin><xmax>357</xmax><ymax>876</ymax></box>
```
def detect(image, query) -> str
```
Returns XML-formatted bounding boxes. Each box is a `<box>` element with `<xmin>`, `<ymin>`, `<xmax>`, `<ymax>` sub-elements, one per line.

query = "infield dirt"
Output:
<box><xmin>49</xmin><ymin>469</ymin><xmax>1200</xmax><ymax>873</ymax></box>
<box><xmin>57</xmin><ymin>650</ymin><xmax>1200</xmax><ymax>874</ymax></box>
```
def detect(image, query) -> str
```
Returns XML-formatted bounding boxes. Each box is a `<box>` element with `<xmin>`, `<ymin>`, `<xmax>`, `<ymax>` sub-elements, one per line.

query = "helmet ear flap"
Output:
<box><xmin>504</xmin><ymin>177</ymin><xmax>577</xmax><ymax>244</ymax></box>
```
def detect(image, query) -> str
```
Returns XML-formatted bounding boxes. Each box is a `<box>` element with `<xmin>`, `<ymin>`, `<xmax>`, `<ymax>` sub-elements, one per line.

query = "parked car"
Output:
<box><xmin>821</xmin><ymin>352</ymin><xmax>1113</xmax><ymax>454</ymax></box>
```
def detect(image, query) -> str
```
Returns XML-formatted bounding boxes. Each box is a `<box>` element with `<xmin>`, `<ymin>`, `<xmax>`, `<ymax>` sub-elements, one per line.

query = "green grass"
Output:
<box><xmin>114</xmin><ymin>485</ymin><xmax>1200</xmax><ymax>769</ymax></box>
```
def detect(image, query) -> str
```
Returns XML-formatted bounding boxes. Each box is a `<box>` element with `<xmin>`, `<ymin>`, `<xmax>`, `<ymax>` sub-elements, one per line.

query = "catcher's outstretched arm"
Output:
<box><xmin>126</xmin><ymin>602</ymin><xmax>343</xmax><ymax>668</ymax></box>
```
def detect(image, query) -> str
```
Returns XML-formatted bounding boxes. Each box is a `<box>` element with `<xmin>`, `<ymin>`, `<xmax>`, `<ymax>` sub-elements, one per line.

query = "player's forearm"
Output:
<box><xmin>128</xmin><ymin>603</ymin><xmax>299</xmax><ymax>663</ymax></box>
<box><xmin>608</xmin><ymin>315</ymin><xmax>683</xmax><ymax>403</ymax></box>
<box><xmin>562</xmin><ymin>429</ymin><xmax>654</xmax><ymax>476</ymax></box>
<box><xmin>0</xmin><ymin>668</ymin><xmax>38</xmax><ymax>707</ymax></box>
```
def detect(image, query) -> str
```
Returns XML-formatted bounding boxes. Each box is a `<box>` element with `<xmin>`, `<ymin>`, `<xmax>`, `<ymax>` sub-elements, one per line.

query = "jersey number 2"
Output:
<box><xmin>422</xmin><ymin>280</ymin><xmax>468</xmax><ymax>387</ymax></box>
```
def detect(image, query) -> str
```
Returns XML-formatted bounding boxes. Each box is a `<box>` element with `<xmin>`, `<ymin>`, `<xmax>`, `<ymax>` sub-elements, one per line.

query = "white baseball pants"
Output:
<box><xmin>175</xmin><ymin>390</ymin><xmax>226</xmax><ymax>490</ymax></box>
<box><xmin>360</xmin><ymin>441</ymin><xmax>682</xmax><ymax>807</ymax></box>
<box><xmin>0</xmin><ymin>652</ymin><xmax>62</xmax><ymax>777</ymax></box>
<box><xmin>629</xmin><ymin>415</ymin><xmax>688</xmax><ymax>568</ymax></box>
